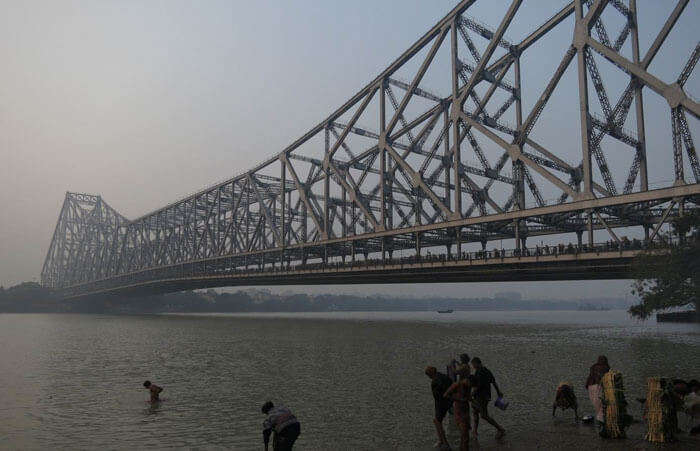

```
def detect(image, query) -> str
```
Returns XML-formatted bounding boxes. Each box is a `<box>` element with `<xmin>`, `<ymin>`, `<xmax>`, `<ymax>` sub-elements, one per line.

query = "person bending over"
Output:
<box><xmin>261</xmin><ymin>401</ymin><xmax>300</xmax><ymax>451</ymax></box>
<box><xmin>552</xmin><ymin>382</ymin><xmax>579</xmax><ymax>420</ymax></box>
<box><xmin>143</xmin><ymin>380</ymin><xmax>162</xmax><ymax>403</ymax></box>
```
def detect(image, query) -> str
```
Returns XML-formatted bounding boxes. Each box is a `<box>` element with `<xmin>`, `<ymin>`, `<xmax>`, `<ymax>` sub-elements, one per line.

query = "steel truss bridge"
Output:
<box><xmin>42</xmin><ymin>0</ymin><xmax>700</xmax><ymax>299</ymax></box>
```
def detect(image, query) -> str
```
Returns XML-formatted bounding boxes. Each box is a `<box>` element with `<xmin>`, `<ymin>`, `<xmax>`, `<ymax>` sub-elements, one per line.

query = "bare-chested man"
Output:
<box><xmin>143</xmin><ymin>380</ymin><xmax>163</xmax><ymax>403</ymax></box>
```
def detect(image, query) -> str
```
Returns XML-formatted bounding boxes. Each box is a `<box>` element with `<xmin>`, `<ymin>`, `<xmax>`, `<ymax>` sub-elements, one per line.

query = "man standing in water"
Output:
<box><xmin>425</xmin><ymin>366</ymin><xmax>453</xmax><ymax>449</ymax></box>
<box><xmin>143</xmin><ymin>380</ymin><xmax>163</xmax><ymax>403</ymax></box>
<box><xmin>261</xmin><ymin>401</ymin><xmax>300</xmax><ymax>451</ymax></box>
<box><xmin>470</xmin><ymin>357</ymin><xmax>506</xmax><ymax>439</ymax></box>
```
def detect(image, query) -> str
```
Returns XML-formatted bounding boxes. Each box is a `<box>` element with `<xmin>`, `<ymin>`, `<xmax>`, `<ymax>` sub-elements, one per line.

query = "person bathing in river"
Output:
<box><xmin>585</xmin><ymin>355</ymin><xmax>610</xmax><ymax>424</ymax></box>
<box><xmin>470</xmin><ymin>357</ymin><xmax>506</xmax><ymax>439</ymax></box>
<box><xmin>143</xmin><ymin>380</ymin><xmax>163</xmax><ymax>403</ymax></box>
<box><xmin>444</xmin><ymin>364</ymin><xmax>473</xmax><ymax>451</ymax></box>
<box><xmin>261</xmin><ymin>401</ymin><xmax>300</xmax><ymax>451</ymax></box>
<box><xmin>425</xmin><ymin>366</ymin><xmax>453</xmax><ymax>449</ymax></box>
<box><xmin>552</xmin><ymin>382</ymin><xmax>579</xmax><ymax>419</ymax></box>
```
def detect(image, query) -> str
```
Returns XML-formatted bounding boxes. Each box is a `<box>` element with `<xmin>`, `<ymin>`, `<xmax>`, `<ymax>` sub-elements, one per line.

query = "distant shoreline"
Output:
<box><xmin>1</xmin><ymin>281</ymin><xmax>632</xmax><ymax>314</ymax></box>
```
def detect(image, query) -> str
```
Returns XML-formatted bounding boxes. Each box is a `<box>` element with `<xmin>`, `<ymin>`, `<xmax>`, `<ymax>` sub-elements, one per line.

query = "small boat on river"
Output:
<box><xmin>437</xmin><ymin>309</ymin><xmax>453</xmax><ymax>313</ymax></box>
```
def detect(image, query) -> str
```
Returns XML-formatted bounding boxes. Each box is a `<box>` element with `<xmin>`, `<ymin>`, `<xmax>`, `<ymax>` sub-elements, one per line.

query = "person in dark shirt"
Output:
<box><xmin>425</xmin><ymin>366</ymin><xmax>453</xmax><ymax>449</ymax></box>
<box><xmin>261</xmin><ymin>401</ymin><xmax>300</xmax><ymax>451</ymax></box>
<box><xmin>470</xmin><ymin>357</ymin><xmax>505</xmax><ymax>438</ymax></box>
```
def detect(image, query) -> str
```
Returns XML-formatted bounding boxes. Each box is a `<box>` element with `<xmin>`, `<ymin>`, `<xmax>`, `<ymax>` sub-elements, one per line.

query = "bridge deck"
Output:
<box><xmin>63</xmin><ymin>249</ymin><xmax>639</xmax><ymax>299</ymax></box>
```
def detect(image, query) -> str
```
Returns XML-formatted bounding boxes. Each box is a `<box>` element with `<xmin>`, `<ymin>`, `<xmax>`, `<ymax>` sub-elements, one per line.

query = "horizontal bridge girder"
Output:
<box><xmin>61</xmin><ymin>250</ymin><xmax>640</xmax><ymax>299</ymax></box>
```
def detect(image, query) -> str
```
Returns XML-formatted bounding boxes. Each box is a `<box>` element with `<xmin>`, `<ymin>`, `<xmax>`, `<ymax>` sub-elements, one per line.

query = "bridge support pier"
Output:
<box><xmin>577</xmin><ymin>230</ymin><xmax>583</xmax><ymax>248</ymax></box>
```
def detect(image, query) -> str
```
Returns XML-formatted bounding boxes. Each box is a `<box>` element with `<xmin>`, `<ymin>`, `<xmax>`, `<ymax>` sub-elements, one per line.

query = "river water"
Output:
<box><xmin>1</xmin><ymin>310</ymin><xmax>698</xmax><ymax>449</ymax></box>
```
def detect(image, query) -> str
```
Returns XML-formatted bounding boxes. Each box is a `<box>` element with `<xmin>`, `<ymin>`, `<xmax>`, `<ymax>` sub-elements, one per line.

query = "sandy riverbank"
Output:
<box><xmin>438</xmin><ymin>418</ymin><xmax>699</xmax><ymax>450</ymax></box>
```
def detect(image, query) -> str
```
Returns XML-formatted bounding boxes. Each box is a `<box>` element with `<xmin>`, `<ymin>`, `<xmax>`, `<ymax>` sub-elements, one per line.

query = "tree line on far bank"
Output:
<box><xmin>0</xmin><ymin>284</ymin><xmax>627</xmax><ymax>314</ymax></box>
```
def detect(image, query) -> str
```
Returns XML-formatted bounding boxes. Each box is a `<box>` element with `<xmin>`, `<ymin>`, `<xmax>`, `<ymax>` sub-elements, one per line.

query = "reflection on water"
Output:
<box><xmin>0</xmin><ymin>310</ymin><xmax>698</xmax><ymax>449</ymax></box>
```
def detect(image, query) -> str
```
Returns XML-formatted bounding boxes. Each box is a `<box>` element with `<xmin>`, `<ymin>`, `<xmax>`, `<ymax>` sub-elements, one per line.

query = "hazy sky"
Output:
<box><xmin>1</xmin><ymin>1</ymin><xmax>697</xmax><ymax>300</ymax></box>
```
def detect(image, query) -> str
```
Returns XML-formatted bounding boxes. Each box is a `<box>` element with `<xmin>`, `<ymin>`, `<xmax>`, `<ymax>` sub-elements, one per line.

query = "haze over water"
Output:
<box><xmin>1</xmin><ymin>310</ymin><xmax>698</xmax><ymax>449</ymax></box>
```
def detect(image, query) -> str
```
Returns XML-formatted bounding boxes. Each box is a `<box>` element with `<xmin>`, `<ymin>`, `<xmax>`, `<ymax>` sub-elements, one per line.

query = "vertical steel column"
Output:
<box><xmin>456</xmin><ymin>227</ymin><xmax>462</xmax><ymax>256</ymax></box>
<box><xmin>672</xmin><ymin>110</ymin><xmax>685</xmax><ymax>183</ymax></box>
<box><xmin>302</xmin><ymin>185</ymin><xmax>307</xmax><ymax>247</ymax></box>
<box><xmin>415</xmin><ymin>231</ymin><xmax>421</xmax><ymax>258</ymax></box>
<box><xmin>380</xmin><ymin>79</ymin><xmax>387</xmax><ymax>231</ymax></box>
<box><xmin>415</xmin><ymin>189</ymin><xmax>422</xmax><ymax>226</ymax></box>
<box><xmin>280</xmin><ymin>160</ymin><xmax>286</xmax><ymax>264</ymax></box>
<box><xmin>444</xmin><ymin>109</ymin><xmax>452</xmax><ymax>213</ymax></box>
<box><xmin>379</xmin><ymin>79</ymin><xmax>387</xmax><ymax>262</ymax></box>
<box><xmin>245</xmin><ymin>190</ymin><xmax>250</xmax><ymax>252</ymax></box>
<box><xmin>216</xmin><ymin>188</ymin><xmax>221</xmax><ymax>257</ymax></box>
<box><xmin>342</xmin><ymin>177</ymin><xmax>347</xmax><ymax>238</ymax></box>
<box><xmin>514</xmin><ymin>56</ymin><xmax>525</xmax><ymax>249</ymax></box>
<box><xmin>231</xmin><ymin>181</ymin><xmax>236</xmax><ymax>255</ymax></box>
<box><xmin>629</xmin><ymin>0</ymin><xmax>648</xmax><ymax>192</ymax></box>
<box><xmin>575</xmin><ymin>0</ymin><xmax>593</xmax><ymax>196</ymax></box>
<box><xmin>451</xmin><ymin>19</ymin><xmax>461</xmax><ymax>217</ymax></box>
<box><xmin>192</xmin><ymin>197</ymin><xmax>197</xmax><ymax>259</ymax></box>
<box><xmin>324</xmin><ymin>125</ymin><xmax>330</xmax><ymax>240</ymax></box>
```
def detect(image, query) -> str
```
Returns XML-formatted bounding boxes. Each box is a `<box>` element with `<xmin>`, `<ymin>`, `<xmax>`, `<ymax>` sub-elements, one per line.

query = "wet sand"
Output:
<box><xmin>440</xmin><ymin>418</ymin><xmax>700</xmax><ymax>450</ymax></box>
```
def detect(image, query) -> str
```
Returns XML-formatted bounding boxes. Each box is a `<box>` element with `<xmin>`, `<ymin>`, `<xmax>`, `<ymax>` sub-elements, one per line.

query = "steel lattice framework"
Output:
<box><xmin>42</xmin><ymin>0</ymin><xmax>700</xmax><ymax>297</ymax></box>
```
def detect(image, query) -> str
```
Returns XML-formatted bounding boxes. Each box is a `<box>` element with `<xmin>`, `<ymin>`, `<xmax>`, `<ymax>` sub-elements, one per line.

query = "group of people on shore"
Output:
<box><xmin>425</xmin><ymin>353</ymin><xmax>505</xmax><ymax>451</ymax></box>
<box><xmin>552</xmin><ymin>355</ymin><xmax>700</xmax><ymax>441</ymax></box>
<box><xmin>427</xmin><ymin>354</ymin><xmax>700</xmax><ymax>450</ymax></box>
